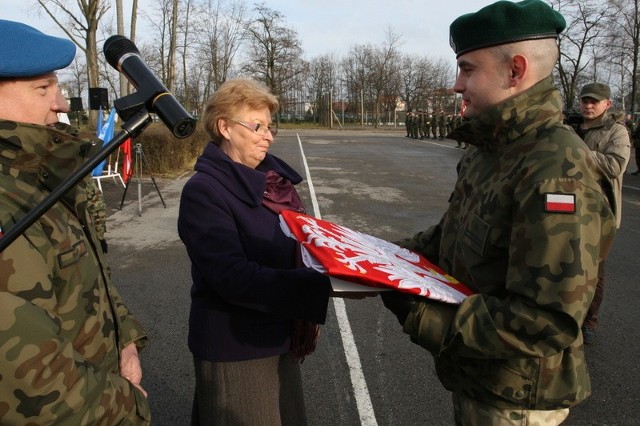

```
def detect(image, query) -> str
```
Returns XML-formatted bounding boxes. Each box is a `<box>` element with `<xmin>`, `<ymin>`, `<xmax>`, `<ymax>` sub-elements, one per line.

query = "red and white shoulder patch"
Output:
<box><xmin>544</xmin><ymin>193</ymin><xmax>576</xmax><ymax>214</ymax></box>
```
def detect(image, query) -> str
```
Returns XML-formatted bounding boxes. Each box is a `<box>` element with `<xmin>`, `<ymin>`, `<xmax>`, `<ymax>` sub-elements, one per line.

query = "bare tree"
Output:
<box><xmin>67</xmin><ymin>57</ymin><xmax>89</xmax><ymax>99</ymax></box>
<box><xmin>147</xmin><ymin>0</ymin><xmax>175</xmax><ymax>83</ymax></box>
<box><xmin>37</xmin><ymin>0</ymin><xmax>110</xmax><ymax>123</ymax></box>
<box><xmin>167</xmin><ymin>0</ymin><xmax>179</xmax><ymax>91</ymax></box>
<box><xmin>307</xmin><ymin>54</ymin><xmax>339</xmax><ymax>125</ymax></box>
<box><xmin>605</xmin><ymin>0</ymin><xmax>640</xmax><ymax>113</ymax></box>
<box><xmin>195</xmin><ymin>0</ymin><xmax>247</xmax><ymax>99</ymax></box>
<box><xmin>176</xmin><ymin>0</ymin><xmax>196</xmax><ymax>111</ymax></box>
<box><xmin>551</xmin><ymin>0</ymin><xmax>607</xmax><ymax>111</ymax></box>
<box><xmin>342</xmin><ymin>44</ymin><xmax>374</xmax><ymax>126</ymax></box>
<box><xmin>242</xmin><ymin>2</ymin><xmax>308</xmax><ymax>119</ymax></box>
<box><xmin>369</xmin><ymin>27</ymin><xmax>403</xmax><ymax>128</ymax></box>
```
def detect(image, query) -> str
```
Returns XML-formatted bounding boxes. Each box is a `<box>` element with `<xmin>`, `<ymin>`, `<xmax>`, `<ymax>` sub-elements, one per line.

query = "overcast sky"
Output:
<box><xmin>3</xmin><ymin>0</ymin><xmax>500</xmax><ymax>61</ymax></box>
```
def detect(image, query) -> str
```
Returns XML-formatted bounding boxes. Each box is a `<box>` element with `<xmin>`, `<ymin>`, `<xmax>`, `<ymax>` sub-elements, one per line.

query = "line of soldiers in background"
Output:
<box><xmin>405</xmin><ymin>110</ymin><xmax>467</xmax><ymax>148</ymax></box>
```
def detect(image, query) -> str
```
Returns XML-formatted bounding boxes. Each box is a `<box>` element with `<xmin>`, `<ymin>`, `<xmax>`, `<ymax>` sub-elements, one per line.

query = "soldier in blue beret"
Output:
<box><xmin>0</xmin><ymin>20</ymin><xmax>151</xmax><ymax>424</ymax></box>
<box><xmin>381</xmin><ymin>1</ymin><xmax>617</xmax><ymax>424</ymax></box>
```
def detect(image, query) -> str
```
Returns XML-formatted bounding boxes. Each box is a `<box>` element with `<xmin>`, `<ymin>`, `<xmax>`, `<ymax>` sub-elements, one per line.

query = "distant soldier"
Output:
<box><xmin>405</xmin><ymin>112</ymin><xmax>413</xmax><ymax>137</ymax></box>
<box><xmin>417</xmin><ymin>110</ymin><xmax>425</xmax><ymax>139</ymax></box>
<box><xmin>437</xmin><ymin>109</ymin><xmax>446</xmax><ymax>139</ymax></box>
<box><xmin>411</xmin><ymin>111</ymin><xmax>420</xmax><ymax>139</ymax></box>
<box><xmin>430</xmin><ymin>112</ymin><xmax>438</xmax><ymax>139</ymax></box>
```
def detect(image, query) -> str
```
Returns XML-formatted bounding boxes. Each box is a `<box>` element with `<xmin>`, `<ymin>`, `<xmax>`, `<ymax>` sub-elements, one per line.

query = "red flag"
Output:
<box><xmin>279</xmin><ymin>210</ymin><xmax>474</xmax><ymax>304</ymax></box>
<box><xmin>121</xmin><ymin>138</ymin><xmax>133</xmax><ymax>183</ymax></box>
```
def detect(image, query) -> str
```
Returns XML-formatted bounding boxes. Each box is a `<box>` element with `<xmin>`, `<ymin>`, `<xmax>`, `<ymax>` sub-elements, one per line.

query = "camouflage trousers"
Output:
<box><xmin>452</xmin><ymin>393</ymin><xmax>570</xmax><ymax>426</ymax></box>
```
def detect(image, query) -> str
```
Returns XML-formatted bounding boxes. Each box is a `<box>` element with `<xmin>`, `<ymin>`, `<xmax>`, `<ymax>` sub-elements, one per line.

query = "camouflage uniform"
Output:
<box><xmin>53</xmin><ymin>122</ymin><xmax>108</xmax><ymax>242</ymax></box>
<box><xmin>437</xmin><ymin>111</ymin><xmax>446</xmax><ymax>139</ymax></box>
<box><xmin>424</xmin><ymin>115</ymin><xmax>432</xmax><ymax>140</ymax></box>
<box><xmin>411</xmin><ymin>113</ymin><xmax>419</xmax><ymax>139</ymax></box>
<box><xmin>405</xmin><ymin>112</ymin><xmax>412</xmax><ymax>137</ymax></box>
<box><xmin>0</xmin><ymin>120</ymin><xmax>150</xmax><ymax>424</ymax></box>
<box><xmin>417</xmin><ymin>112</ymin><xmax>426</xmax><ymax>139</ymax></box>
<box><xmin>399</xmin><ymin>77</ymin><xmax>616</xmax><ymax>411</ymax></box>
<box><xmin>430</xmin><ymin>113</ymin><xmax>438</xmax><ymax>139</ymax></box>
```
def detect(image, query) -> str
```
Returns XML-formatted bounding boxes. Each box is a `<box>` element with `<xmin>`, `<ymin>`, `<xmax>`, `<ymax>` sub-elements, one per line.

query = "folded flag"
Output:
<box><xmin>279</xmin><ymin>210</ymin><xmax>474</xmax><ymax>304</ymax></box>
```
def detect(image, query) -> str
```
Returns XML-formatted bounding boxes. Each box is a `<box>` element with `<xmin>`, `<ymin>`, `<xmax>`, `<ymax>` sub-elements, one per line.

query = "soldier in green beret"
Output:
<box><xmin>0</xmin><ymin>20</ymin><xmax>150</xmax><ymax>424</ymax></box>
<box><xmin>381</xmin><ymin>1</ymin><xmax>616</xmax><ymax>424</ymax></box>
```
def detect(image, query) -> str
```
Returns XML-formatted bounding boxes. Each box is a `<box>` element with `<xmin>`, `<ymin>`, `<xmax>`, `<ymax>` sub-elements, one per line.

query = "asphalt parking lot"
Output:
<box><xmin>101</xmin><ymin>128</ymin><xmax>640</xmax><ymax>425</ymax></box>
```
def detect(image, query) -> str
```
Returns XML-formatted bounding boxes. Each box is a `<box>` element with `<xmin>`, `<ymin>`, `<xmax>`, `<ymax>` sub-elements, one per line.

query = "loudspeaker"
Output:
<box><xmin>69</xmin><ymin>97</ymin><xmax>83</xmax><ymax>112</ymax></box>
<box><xmin>88</xmin><ymin>87</ymin><xmax>109</xmax><ymax>110</ymax></box>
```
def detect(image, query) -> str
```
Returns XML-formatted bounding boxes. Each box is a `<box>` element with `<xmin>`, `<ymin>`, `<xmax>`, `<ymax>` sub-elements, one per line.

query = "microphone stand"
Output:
<box><xmin>0</xmin><ymin>106</ymin><xmax>153</xmax><ymax>252</ymax></box>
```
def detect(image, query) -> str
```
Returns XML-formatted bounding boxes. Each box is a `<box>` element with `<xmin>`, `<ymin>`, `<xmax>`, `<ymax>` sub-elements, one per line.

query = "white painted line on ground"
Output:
<box><xmin>296</xmin><ymin>133</ymin><xmax>378</xmax><ymax>426</ymax></box>
<box><xmin>623</xmin><ymin>183</ymin><xmax>640</xmax><ymax>191</ymax></box>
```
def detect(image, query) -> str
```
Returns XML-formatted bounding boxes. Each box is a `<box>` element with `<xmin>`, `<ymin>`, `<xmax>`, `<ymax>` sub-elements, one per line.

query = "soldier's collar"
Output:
<box><xmin>448</xmin><ymin>76</ymin><xmax>562</xmax><ymax>150</ymax></box>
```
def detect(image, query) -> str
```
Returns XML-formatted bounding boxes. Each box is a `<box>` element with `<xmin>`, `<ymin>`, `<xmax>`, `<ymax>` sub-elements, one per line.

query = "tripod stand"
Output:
<box><xmin>119</xmin><ymin>143</ymin><xmax>166</xmax><ymax>216</ymax></box>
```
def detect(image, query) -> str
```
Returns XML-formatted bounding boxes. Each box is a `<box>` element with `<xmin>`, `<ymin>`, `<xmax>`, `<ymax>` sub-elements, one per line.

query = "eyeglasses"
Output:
<box><xmin>229</xmin><ymin>119</ymin><xmax>278</xmax><ymax>137</ymax></box>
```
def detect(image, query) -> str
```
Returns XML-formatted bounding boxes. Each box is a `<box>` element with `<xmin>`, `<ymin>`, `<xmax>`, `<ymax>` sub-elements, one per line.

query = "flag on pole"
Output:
<box><xmin>96</xmin><ymin>105</ymin><xmax>103</xmax><ymax>137</ymax></box>
<box><xmin>121</xmin><ymin>138</ymin><xmax>133</xmax><ymax>183</ymax></box>
<box><xmin>92</xmin><ymin>108</ymin><xmax>116</xmax><ymax>177</ymax></box>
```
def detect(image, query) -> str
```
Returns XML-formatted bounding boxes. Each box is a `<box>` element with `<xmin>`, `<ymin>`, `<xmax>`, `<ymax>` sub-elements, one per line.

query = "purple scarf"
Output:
<box><xmin>262</xmin><ymin>170</ymin><xmax>319</xmax><ymax>362</ymax></box>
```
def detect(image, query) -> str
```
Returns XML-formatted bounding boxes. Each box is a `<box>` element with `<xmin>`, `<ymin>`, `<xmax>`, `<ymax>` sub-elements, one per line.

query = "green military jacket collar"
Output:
<box><xmin>0</xmin><ymin>120</ymin><xmax>99</xmax><ymax>216</ymax></box>
<box><xmin>448</xmin><ymin>76</ymin><xmax>564</xmax><ymax>151</ymax></box>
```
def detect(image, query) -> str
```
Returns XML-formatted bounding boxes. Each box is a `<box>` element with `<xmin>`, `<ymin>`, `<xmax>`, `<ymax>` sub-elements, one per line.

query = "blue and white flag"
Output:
<box><xmin>92</xmin><ymin>108</ymin><xmax>116</xmax><ymax>177</ymax></box>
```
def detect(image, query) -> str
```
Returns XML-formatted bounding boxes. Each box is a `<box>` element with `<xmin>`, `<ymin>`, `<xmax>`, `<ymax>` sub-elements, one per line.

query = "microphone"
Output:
<box><xmin>103</xmin><ymin>35</ymin><xmax>195</xmax><ymax>138</ymax></box>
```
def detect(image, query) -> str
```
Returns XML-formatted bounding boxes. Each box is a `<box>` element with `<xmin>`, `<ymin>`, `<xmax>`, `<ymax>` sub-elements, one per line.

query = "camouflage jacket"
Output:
<box><xmin>399</xmin><ymin>77</ymin><xmax>617</xmax><ymax>410</ymax></box>
<box><xmin>0</xmin><ymin>120</ymin><xmax>149</xmax><ymax>424</ymax></box>
<box><xmin>578</xmin><ymin>114</ymin><xmax>630</xmax><ymax>227</ymax></box>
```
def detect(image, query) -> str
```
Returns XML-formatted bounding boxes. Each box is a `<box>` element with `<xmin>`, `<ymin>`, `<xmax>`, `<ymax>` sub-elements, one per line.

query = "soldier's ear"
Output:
<box><xmin>509</xmin><ymin>54</ymin><xmax>528</xmax><ymax>87</ymax></box>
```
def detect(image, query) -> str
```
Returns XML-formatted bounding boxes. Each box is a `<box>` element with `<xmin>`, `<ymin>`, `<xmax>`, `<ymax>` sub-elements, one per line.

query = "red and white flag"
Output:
<box><xmin>121</xmin><ymin>138</ymin><xmax>133</xmax><ymax>183</ymax></box>
<box><xmin>544</xmin><ymin>193</ymin><xmax>575</xmax><ymax>213</ymax></box>
<box><xmin>280</xmin><ymin>210</ymin><xmax>474</xmax><ymax>304</ymax></box>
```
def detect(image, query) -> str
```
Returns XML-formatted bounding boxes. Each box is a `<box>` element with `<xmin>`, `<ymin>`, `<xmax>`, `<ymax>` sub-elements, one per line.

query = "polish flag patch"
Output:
<box><xmin>544</xmin><ymin>193</ymin><xmax>576</xmax><ymax>213</ymax></box>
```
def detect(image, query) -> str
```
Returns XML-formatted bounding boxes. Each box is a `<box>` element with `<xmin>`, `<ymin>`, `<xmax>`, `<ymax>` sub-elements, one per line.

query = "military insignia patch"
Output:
<box><xmin>544</xmin><ymin>193</ymin><xmax>575</xmax><ymax>213</ymax></box>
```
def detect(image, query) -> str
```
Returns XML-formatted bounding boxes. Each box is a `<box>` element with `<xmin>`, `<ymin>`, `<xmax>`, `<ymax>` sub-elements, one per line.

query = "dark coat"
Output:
<box><xmin>178</xmin><ymin>142</ymin><xmax>331</xmax><ymax>362</ymax></box>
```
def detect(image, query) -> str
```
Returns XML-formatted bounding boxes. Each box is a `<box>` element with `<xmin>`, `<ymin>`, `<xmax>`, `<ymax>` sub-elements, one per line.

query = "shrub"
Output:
<box><xmin>132</xmin><ymin>121</ymin><xmax>209</xmax><ymax>176</ymax></box>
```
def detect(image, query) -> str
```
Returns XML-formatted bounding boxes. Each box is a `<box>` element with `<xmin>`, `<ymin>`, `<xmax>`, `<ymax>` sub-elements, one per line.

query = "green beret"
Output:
<box><xmin>449</xmin><ymin>0</ymin><xmax>566</xmax><ymax>58</ymax></box>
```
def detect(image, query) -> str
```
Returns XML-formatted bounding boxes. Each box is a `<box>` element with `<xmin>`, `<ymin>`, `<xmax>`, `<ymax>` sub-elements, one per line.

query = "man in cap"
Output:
<box><xmin>576</xmin><ymin>82</ymin><xmax>630</xmax><ymax>344</ymax></box>
<box><xmin>381</xmin><ymin>0</ymin><xmax>616</xmax><ymax>423</ymax></box>
<box><xmin>0</xmin><ymin>20</ymin><xmax>150</xmax><ymax>424</ymax></box>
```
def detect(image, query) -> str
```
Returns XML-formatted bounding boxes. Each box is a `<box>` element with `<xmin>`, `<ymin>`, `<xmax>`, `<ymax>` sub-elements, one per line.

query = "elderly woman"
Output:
<box><xmin>178</xmin><ymin>78</ymin><xmax>332</xmax><ymax>425</ymax></box>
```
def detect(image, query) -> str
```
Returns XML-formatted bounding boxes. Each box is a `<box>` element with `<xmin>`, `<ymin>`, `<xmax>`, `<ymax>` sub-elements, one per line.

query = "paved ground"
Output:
<box><xmin>100</xmin><ymin>129</ymin><xmax>640</xmax><ymax>425</ymax></box>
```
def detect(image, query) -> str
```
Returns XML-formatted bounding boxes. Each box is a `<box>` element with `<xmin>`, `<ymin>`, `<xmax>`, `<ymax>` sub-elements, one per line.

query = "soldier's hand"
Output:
<box><xmin>380</xmin><ymin>291</ymin><xmax>417</xmax><ymax>325</ymax></box>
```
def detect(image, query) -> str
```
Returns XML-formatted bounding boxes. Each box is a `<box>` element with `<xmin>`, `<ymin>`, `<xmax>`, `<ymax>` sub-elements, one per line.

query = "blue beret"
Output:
<box><xmin>450</xmin><ymin>0</ymin><xmax>566</xmax><ymax>58</ymax></box>
<box><xmin>0</xmin><ymin>19</ymin><xmax>76</xmax><ymax>77</ymax></box>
